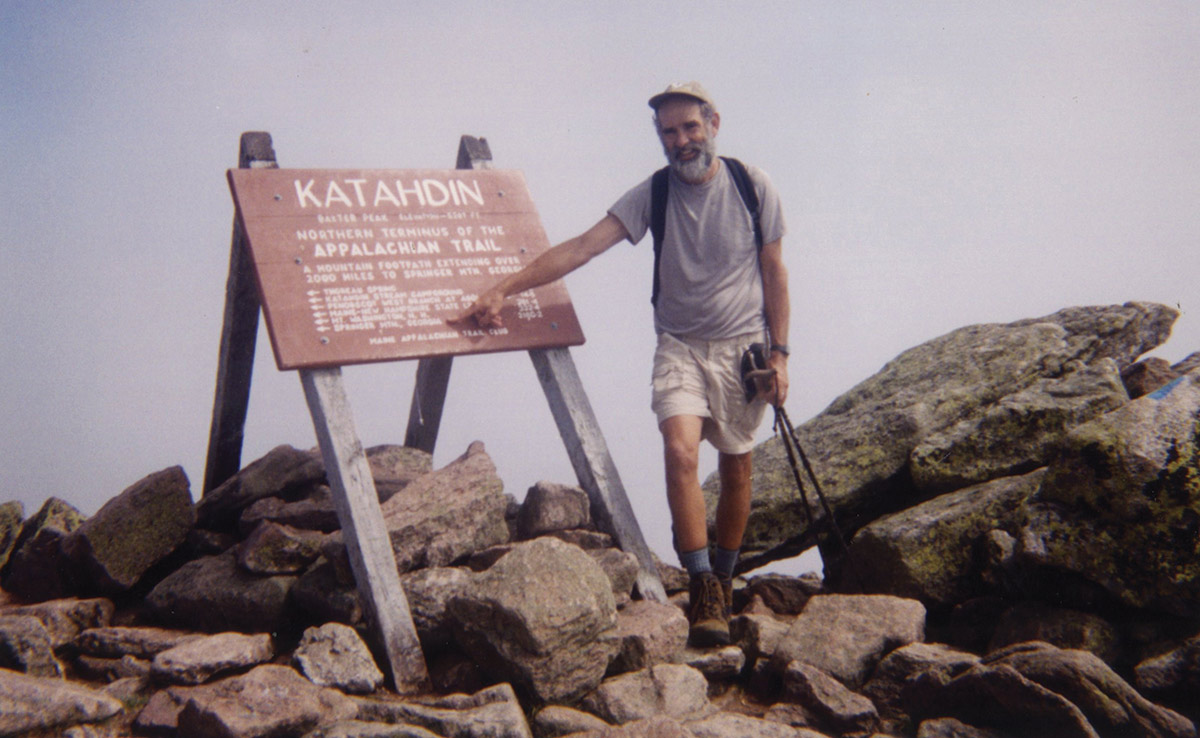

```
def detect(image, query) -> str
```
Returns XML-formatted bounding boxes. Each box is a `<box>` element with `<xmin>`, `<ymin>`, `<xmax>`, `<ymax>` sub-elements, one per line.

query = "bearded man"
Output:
<box><xmin>456</xmin><ymin>82</ymin><xmax>790</xmax><ymax>646</ymax></box>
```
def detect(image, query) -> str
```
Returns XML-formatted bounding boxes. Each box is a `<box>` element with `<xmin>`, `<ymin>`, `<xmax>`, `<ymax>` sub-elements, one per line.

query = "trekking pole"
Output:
<box><xmin>772</xmin><ymin>408</ymin><xmax>816</xmax><ymax>528</ymax></box>
<box><xmin>771</xmin><ymin>404</ymin><xmax>866</xmax><ymax>591</ymax></box>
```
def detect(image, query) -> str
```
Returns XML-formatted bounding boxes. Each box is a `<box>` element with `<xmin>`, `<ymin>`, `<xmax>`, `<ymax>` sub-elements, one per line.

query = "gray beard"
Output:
<box><xmin>667</xmin><ymin>139</ymin><xmax>717</xmax><ymax>183</ymax></box>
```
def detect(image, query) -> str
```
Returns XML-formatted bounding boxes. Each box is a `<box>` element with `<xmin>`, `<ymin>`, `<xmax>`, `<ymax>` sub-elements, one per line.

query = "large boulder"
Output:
<box><xmin>580</xmin><ymin>663</ymin><xmax>713</xmax><ymax>725</ymax></box>
<box><xmin>846</xmin><ymin>469</ymin><xmax>1043</xmax><ymax>609</ymax></box>
<box><xmin>0</xmin><ymin>667</ymin><xmax>123</xmax><ymax>736</ymax></box>
<box><xmin>909</xmin><ymin>361</ymin><xmax>1127</xmax><ymax>493</ymax></box>
<box><xmin>772</xmin><ymin>593</ymin><xmax>926</xmax><ymax>689</ymax></box>
<box><xmin>175</xmin><ymin>663</ymin><xmax>357</xmax><ymax>738</ymax></box>
<box><xmin>363</xmin><ymin>442</ymin><xmax>510</xmax><ymax>573</ymax></box>
<box><xmin>447</xmin><ymin>536</ymin><xmax>619</xmax><ymax>703</ymax></box>
<box><xmin>717</xmin><ymin>302</ymin><xmax>1177</xmax><ymax>573</ymax></box>
<box><xmin>196</xmin><ymin>444</ymin><xmax>325</xmax><ymax>530</ymax></box>
<box><xmin>1</xmin><ymin>498</ymin><xmax>85</xmax><ymax>601</ymax></box>
<box><xmin>62</xmin><ymin>465</ymin><xmax>195</xmax><ymax>594</ymax></box>
<box><xmin>917</xmin><ymin>642</ymin><xmax>1196</xmax><ymax>738</ymax></box>
<box><xmin>1016</xmin><ymin>370</ymin><xmax>1200</xmax><ymax>615</ymax></box>
<box><xmin>145</xmin><ymin>551</ymin><xmax>296</xmax><ymax>633</ymax></box>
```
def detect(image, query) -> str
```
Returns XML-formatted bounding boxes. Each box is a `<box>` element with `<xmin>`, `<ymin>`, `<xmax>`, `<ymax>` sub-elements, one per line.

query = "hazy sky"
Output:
<box><xmin>3</xmin><ymin>2</ymin><xmax>1197</xmax><ymax>575</ymax></box>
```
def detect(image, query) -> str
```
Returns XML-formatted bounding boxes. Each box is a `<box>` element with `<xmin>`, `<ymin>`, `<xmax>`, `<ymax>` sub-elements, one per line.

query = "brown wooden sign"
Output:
<box><xmin>228</xmin><ymin>168</ymin><xmax>585</xmax><ymax>370</ymax></box>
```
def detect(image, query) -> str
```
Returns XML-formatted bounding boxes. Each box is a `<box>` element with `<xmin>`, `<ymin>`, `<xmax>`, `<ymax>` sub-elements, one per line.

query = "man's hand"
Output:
<box><xmin>451</xmin><ymin>289</ymin><xmax>506</xmax><ymax>329</ymax></box>
<box><xmin>767</xmin><ymin>352</ymin><xmax>789</xmax><ymax>407</ymax></box>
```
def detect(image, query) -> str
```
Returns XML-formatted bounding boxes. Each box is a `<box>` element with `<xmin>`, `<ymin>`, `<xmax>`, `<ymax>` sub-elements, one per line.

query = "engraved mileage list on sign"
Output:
<box><xmin>228</xmin><ymin>169</ymin><xmax>585</xmax><ymax>370</ymax></box>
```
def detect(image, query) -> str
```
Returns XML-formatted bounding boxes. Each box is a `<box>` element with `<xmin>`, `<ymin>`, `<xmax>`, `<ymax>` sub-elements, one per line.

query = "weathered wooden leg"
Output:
<box><xmin>301</xmin><ymin>367</ymin><xmax>429</xmax><ymax>692</ymax></box>
<box><xmin>404</xmin><ymin>356</ymin><xmax>453</xmax><ymax>453</ymax></box>
<box><xmin>203</xmin><ymin>132</ymin><xmax>277</xmax><ymax>494</ymax></box>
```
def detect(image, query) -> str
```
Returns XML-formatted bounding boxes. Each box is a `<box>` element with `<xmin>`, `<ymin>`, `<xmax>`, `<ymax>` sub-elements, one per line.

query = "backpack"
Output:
<box><xmin>649</xmin><ymin>156</ymin><xmax>763</xmax><ymax>306</ymax></box>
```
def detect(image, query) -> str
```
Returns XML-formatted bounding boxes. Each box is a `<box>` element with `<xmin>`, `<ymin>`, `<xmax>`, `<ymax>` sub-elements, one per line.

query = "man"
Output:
<box><xmin>455</xmin><ymin>82</ymin><xmax>789</xmax><ymax>646</ymax></box>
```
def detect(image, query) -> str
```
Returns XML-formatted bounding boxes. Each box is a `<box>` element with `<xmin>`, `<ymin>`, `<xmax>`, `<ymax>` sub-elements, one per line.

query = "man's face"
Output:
<box><xmin>656</xmin><ymin>98</ymin><xmax>720</xmax><ymax>184</ymax></box>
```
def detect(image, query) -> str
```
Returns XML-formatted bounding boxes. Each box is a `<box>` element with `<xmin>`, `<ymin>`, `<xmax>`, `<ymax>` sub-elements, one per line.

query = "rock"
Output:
<box><xmin>988</xmin><ymin>602</ymin><xmax>1120</xmax><ymax>664</ymax></box>
<box><xmin>581</xmin><ymin>664</ymin><xmax>714</xmax><ymax>725</ymax></box>
<box><xmin>772</xmin><ymin>594</ymin><xmax>926</xmax><ymax>688</ymax></box>
<box><xmin>73</xmin><ymin>653</ymin><xmax>152</xmax><ymax>682</ymax></box>
<box><xmin>917</xmin><ymin>661</ymin><xmax>1100</xmax><ymax>738</ymax></box>
<box><xmin>151</xmin><ymin>631</ymin><xmax>275</xmax><ymax>684</ymax></box>
<box><xmin>742</xmin><ymin>573</ymin><xmax>824</xmax><ymax>616</ymax></box>
<box><xmin>133</xmin><ymin>685</ymin><xmax>196</xmax><ymax>735</ymax></box>
<box><xmin>862</xmin><ymin>642</ymin><xmax>979</xmax><ymax>725</ymax></box>
<box><xmin>909</xmin><ymin>360</ymin><xmax>1127</xmax><ymax>494</ymax></box>
<box><xmin>588</xmin><ymin>547</ymin><xmax>640</xmax><ymax>603</ymax></box>
<box><xmin>239</xmin><ymin>486</ymin><xmax>341</xmax><ymax>534</ymax></box>
<box><xmin>1124</xmin><ymin>357</ymin><xmax>1182</xmax><ymax>399</ymax></box>
<box><xmin>550</xmin><ymin>529</ymin><xmax>614</xmax><ymax>550</ymax></box>
<box><xmin>1175</xmin><ymin>353</ymin><xmax>1200</xmax><ymax>376</ymax></box>
<box><xmin>534</xmin><ymin>704</ymin><xmax>612</xmax><ymax>737</ymax></box>
<box><xmin>609</xmin><ymin>600</ymin><xmax>688</xmax><ymax>675</ymax></box>
<box><xmin>679</xmin><ymin>645</ymin><xmax>745</xmax><ymax>681</ymax></box>
<box><xmin>61</xmin><ymin>465</ymin><xmax>195</xmax><ymax>595</ymax></box>
<box><xmin>1135</xmin><ymin>633</ymin><xmax>1200</xmax><ymax>694</ymax></box>
<box><xmin>292</xmin><ymin>556</ymin><xmax>363</xmax><ymax>626</ymax></box>
<box><xmin>351</xmin><ymin>682</ymin><xmax>533</xmax><ymax>738</ymax></box>
<box><xmin>846</xmin><ymin>469</ymin><xmax>1043</xmax><ymax>609</ymax></box>
<box><xmin>782</xmin><ymin>661</ymin><xmax>880</xmax><ymax>735</ymax></box>
<box><xmin>293</xmin><ymin>622</ymin><xmax>383</xmax><ymax>694</ymax></box>
<box><xmin>2</xmin><ymin>497</ymin><xmax>85</xmax><ymax>601</ymax></box>
<box><xmin>365</xmin><ymin>444</ymin><xmax>433</xmax><ymax>503</ymax></box>
<box><xmin>75</xmin><ymin>625</ymin><xmax>202</xmax><ymax>659</ymax></box>
<box><xmin>300</xmin><ymin>721</ymin><xmax>443</xmax><ymax>737</ymax></box>
<box><xmin>0</xmin><ymin>614</ymin><xmax>62</xmax><ymax>676</ymax></box>
<box><xmin>0</xmin><ymin>667</ymin><xmax>123</xmax><ymax>736</ymax></box>
<box><xmin>2</xmin><ymin>597</ymin><xmax>114</xmax><ymax>647</ymax></box>
<box><xmin>916</xmin><ymin>717</ymin><xmax>1016</xmax><ymax>737</ymax></box>
<box><xmin>1019</xmin><ymin>371</ymin><xmax>1200</xmax><ymax>615</ymax></box>
<box><xmin>145</xmin><ymin>551</ymin><xmax>296</xmax><ymax>632</ymax></box>
<box><xmin>400</xmin><ymin>566</ymin><xmax>470</xmax><ymax>651</ymax></box>
<box><xmin>236</xmin><ymin>520</ymin><xmax>327</xmax><ymax>574</ymax></box>
<box><xmin>196</xmin><ymin>444</ymin><xmax>325</xmax><ymax>530</ymax></box>
<box><xmin>689</xmin><ymin>711</ymin><xmax>809</xmax><ymax>737</ymax></box>
<box><xmin>375</xmin><ymin>441</ymin><xmax>510</xmax><ymax>572</ymax></box>
<box><xmin>721</xmin><ymin>302</ymin><xmax>1177</xmax><ymax>573</ymax></box>
<box><xmin>448</xmin><ymin>537</ymin><xmax>619</xmax><ymax>703</ymax></box>
<box><xmin>517</xmin><ymin>481</ymin><xmax>591</xmax><ymax>539</ymax></box>
<box><xmin>731</xmin><ymin>611</ymin><xmax>791</xmax><ymax>668</ymax></box>
<box><xmin>919</xmin><ymin>641</ymin><xmax>1197</xmax><ymax>738</ymax></box>
<box><xmin>0</xmin><ymin>501</ymin><xmax>22</xmax><ymax>572</ymax></box>
<box><xmin>986</xmin><ymin>641</ymin><xmax>1195</xmax><ymax>738</ymax></box>
<box><xmin>175</xmin><ymin>664</ymin><xmax>357</xmax><ymax>738</ymax></box>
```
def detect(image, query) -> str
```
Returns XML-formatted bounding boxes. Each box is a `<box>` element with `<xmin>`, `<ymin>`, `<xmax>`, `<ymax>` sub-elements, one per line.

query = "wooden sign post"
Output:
<box><xmin>207</xmin><ymin>132</ymin><xmax>666</xmax><ymax>690</ymax></box>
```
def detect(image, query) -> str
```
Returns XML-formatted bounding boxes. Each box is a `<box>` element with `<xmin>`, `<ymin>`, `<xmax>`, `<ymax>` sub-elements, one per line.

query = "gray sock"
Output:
<box><xmin>713</xmin><ymin>546</ymin><xmax>739</xmax><ymax>580</ymax></box>
<box><xmin>679</xmin><ymin>547</ymin><xmax>712</xmax><ymax>577</ymax></box>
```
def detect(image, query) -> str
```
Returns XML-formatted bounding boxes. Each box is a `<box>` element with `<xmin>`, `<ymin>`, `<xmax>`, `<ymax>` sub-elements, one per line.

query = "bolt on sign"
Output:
<box><xmin>227</xmin><ymin>169</ymin><xmax>585</xmax><ymax>370</ymax></box>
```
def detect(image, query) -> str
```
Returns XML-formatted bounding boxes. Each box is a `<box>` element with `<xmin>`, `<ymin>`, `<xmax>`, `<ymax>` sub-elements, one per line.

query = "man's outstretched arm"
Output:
<box><xmin>453</xmin><ymin>214</ymin><xmax>629</xmax><ymax>328</ymax></box>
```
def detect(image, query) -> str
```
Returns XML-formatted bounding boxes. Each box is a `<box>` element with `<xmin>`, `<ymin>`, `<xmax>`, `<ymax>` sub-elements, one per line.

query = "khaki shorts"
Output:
<box><xmin>651</xmin><ymin>331</ymin><xmax>769</xmax><ymax>455</ymax></box>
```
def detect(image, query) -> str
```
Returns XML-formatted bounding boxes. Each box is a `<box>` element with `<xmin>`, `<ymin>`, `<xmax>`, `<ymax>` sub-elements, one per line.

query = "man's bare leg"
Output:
<box><xmin>661</xmin><ymin>415</ymin><xmax>708</xmax><ymax>554</ymax></box>
<box><xmin>660</xmin><ymin>414</ymin><xmax>728</xmax><ymax>646</ymax></box>
<box><xmin>715</xmin><ymin>450</ymin><xmax>753</xmax><ymax>552</ymax></box>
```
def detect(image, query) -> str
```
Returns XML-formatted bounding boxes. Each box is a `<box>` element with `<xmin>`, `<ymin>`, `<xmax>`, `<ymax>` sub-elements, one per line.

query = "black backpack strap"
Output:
<box><xmin>649</xmin><ymin>166</ymin><xmax>670</xmax><ymax>306</ymax></box>
<box><xmin>720</xmin><ymin>156</ymin><xmax>763</xmax><ymax>249</ymax></box>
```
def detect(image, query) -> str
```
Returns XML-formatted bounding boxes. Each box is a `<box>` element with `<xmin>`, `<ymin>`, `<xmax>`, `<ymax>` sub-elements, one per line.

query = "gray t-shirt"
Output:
<box><xmin>608</xmin><ymin>159</ymin><xmax>786</xmax><ymax>339</ymax></box>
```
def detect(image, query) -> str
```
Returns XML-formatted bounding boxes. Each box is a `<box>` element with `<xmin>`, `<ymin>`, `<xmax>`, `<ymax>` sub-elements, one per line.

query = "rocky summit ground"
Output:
<box><xmin>1</xmin><ymin>301</ymin><xmax>1199</xmax><ymax>738</ymax></box>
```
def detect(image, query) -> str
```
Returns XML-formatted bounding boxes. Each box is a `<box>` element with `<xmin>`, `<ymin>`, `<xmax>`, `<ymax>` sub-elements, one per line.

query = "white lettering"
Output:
<box><xmin>294</xmin><ymin>179</ymin><xmax>321</xmax><ymax>208</ymax></box>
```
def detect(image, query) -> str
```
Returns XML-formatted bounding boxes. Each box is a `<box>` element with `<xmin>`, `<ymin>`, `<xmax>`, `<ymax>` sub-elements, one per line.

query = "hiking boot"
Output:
<box><xmin>687</xmin><ymin>572</ymin><xmax>730</xmax><ymax>647</ymax></box>
<box><xmin>718</xmin><ymin>576</ymin><xmax>734</xmax><ymax>618</ymax></box>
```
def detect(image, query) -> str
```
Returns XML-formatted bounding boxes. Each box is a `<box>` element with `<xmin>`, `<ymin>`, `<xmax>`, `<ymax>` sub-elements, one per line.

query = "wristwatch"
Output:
<box><xmin>770</xmin><ymin>344</ymin><xmax>790</xmax><ymax>356</ymax></box>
